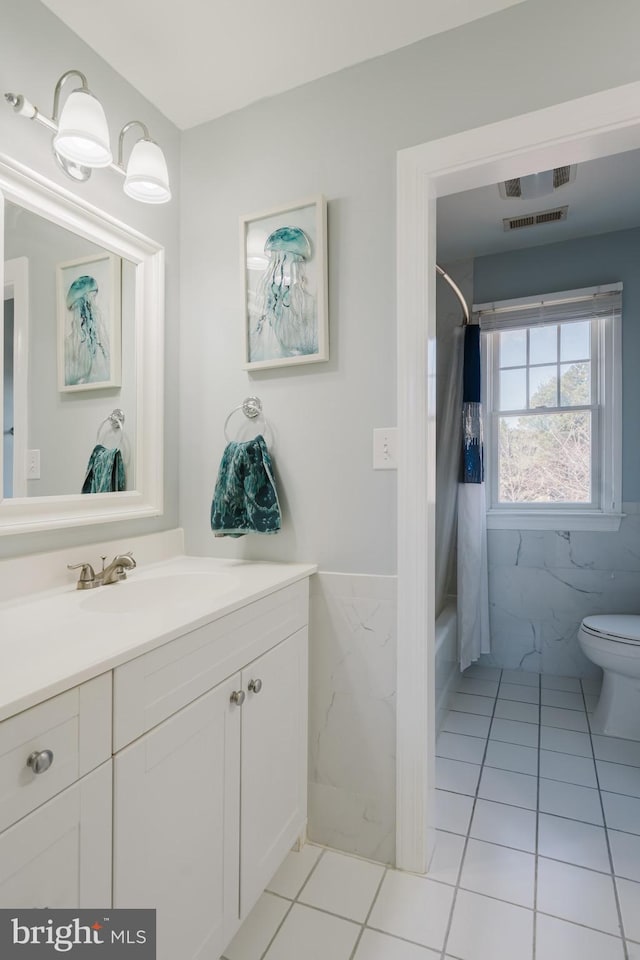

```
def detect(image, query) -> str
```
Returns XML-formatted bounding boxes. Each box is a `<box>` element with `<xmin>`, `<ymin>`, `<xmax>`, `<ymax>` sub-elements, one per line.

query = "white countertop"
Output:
<box><xmin>0</xmin><ymin>555</ymin><xmax>316</xmax><ymax>722</ymax></box>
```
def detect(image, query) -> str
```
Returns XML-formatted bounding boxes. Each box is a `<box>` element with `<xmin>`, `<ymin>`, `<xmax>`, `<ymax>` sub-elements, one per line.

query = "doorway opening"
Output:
<box><xmin>395</xmin><ymin>80</ymin><xmax>640</xmax><ymax>873</ymax></box>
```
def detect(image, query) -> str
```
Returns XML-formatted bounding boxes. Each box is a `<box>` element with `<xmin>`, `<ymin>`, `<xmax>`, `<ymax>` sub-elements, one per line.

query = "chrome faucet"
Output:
<box><xmin>68</xmin><ymin>552</ymin><xmax>137</xmax><ymax>589</ymax></box>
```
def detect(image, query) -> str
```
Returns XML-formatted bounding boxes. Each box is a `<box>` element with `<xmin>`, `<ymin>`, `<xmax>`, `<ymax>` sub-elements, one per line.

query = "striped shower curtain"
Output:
<box><xmin>457</xmin><ymin>323</ymin><xmax>490</xmax><ymax>671</ymax></box>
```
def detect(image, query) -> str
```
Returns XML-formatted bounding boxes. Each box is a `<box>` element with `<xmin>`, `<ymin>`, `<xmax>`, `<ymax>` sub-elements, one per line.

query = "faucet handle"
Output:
<box><xmin>67</xmin><ymin>562</ymin><xmax>97</xmax><ymax>588</ymax></box>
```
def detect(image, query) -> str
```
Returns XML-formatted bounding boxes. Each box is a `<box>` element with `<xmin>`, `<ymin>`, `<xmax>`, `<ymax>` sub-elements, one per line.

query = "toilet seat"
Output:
<box><xmin>581</xmin><ymin>615</ymin><xmax>640</xmax><ymax>646</ymax></box>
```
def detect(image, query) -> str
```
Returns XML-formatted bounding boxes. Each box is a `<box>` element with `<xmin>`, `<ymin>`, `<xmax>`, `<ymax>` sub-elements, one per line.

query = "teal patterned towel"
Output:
<box><xmin>82</xmin><ymin>444</ymin><xmax>126</xmax><ymax>494</ymax></box>
<box><xmin>210</xmin><ymin>435</ymin><xmax>281</xmax><ymax>537</ymax></box>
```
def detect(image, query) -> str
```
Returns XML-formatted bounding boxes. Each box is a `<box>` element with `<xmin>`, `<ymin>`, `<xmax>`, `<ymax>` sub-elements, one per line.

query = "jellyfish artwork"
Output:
<box><xmin>251</xmin><ymin>226</ymin><xmax>317</xmax><ymax>360</ymax></box>
<box><xmin>64</xmin><ymin>274</ymin><xmax>110</xmax><ymax>385</ymax></box>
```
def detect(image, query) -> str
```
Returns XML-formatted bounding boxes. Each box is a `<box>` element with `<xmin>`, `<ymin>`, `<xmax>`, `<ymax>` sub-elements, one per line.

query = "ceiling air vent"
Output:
<box><xmin>503</xmin><ymin>178</ymin><xmax>521</xmax><ymax>198</ymax></box>
<box><xmin>503</xmin><ymin>205</ymin><xmax>568</xmax><ymax>231</ymax></box>
<box><xmin>553</xmin><ymin>165</ymin><xmax>573</xmax><ymax>188</ymax></box>
<box><xmin>498</xmin><ymin>165</ymin><xmax>577</xmax><ymax>199</ymax></box>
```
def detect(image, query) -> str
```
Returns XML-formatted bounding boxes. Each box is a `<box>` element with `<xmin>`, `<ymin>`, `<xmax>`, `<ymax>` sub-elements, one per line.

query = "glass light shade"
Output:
<box><xmin>124</xmin><ymin>139</ymin><xmax>171</xmax><ymax>204</ymax></box>
<box><xmin>53</xmin><ymin>89</ymin><xmax>112</xmax><ymax>167</ymax></box>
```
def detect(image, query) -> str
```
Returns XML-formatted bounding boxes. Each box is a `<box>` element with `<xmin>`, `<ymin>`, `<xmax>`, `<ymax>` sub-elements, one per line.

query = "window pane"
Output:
<box><xmin>561</xmin><ymin>321</ymin><xmax>591</xmax><ymax>362</ymax></box>
<box><xmin>500</xmin><ymin>329</ymin><xmax>526</xmax><ymax>367</ymax></box>
<box><xmin>529</xmin><ymin>365</ymin><xmax>557</xmax><ymax>407</ymax></box>
<box><xmin>498</xmin><ymin>412</ymin><xmax>591</xmax><ymax>503</ymax></box>
<box><xmin>500</xmin><ymin>368</ymin><xmax>526</xmax><ymax>410</ymax></box>
<box><xmin>560</xmin><ymin>362</ymin><xmax>591</xmax><ymax>406</ymax></box>
<box><xmin>530</xmin><ymin>325</ymin><xmax>557</xmax><ymax>365</ymax></box>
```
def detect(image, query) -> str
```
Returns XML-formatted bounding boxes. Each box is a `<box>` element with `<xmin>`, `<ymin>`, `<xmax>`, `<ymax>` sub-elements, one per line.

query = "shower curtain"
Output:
<box><xmin>435</xmin><ymin>325</ymin><xmax>463</xmax><ymax>617</ymax></box>
<box><xmin>457</xmin><ymin>324</ymin><xmax>490</xmax><ymax>671</ymax></box>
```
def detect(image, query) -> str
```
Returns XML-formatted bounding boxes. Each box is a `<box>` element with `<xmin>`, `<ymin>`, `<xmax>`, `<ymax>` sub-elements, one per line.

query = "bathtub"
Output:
<box><xmin>435</xmin><ymin>600</ymin><xmax>458</xmax><ymax>732</ymax></box>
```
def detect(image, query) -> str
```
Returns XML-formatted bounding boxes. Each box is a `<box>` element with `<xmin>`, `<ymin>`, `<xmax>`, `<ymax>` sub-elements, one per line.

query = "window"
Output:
<box><xmin>478</xmin><ymin>283</ymin><xmax>622</xmax><ymax>531</ymax></box>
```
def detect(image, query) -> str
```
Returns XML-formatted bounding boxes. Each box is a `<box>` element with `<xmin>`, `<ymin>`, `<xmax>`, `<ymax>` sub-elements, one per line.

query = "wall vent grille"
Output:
<box><xmin>503</xmin><ymin>178</ymin><xmax>521</xmax><ymax>198</ymax></box>
<box><xmin>498</xmin><ymin>165</ymin><xmax>576</xmax><ymax>198</ymax></box>
<box><xmin>503</xmin><ymin>205</ymin><xmax>568</xmax><ymax>231</ymax></box>
<box><xmin>553</xmin><ymin>166</ymin><xmax>572</xmax><ymax>188</ymax></box>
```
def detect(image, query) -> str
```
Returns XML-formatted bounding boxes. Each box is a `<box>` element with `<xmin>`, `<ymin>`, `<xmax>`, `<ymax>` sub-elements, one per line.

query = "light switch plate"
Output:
<box><xmin>26</xmin><ymin>449</ymin><xmax>40</xmax><ymax>479</ymax></box>
<box><xmin>373</xmin><ymin>428</ymin><xmax>397</xmax><ymax>470</ymax></box>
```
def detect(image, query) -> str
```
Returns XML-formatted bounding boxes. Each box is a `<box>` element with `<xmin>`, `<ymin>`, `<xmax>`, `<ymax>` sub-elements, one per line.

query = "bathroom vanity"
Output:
<box><xmin>0</xmin><ymin>555</ymin><xmax>315</xmax><ymax>960</ymax></box>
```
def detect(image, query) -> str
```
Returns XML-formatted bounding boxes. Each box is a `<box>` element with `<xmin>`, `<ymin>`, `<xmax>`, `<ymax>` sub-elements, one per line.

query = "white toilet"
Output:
<box><xmin>578</xmin><ymin>615</ymin><xmax>640</xmax><ymax>740</ymax></box>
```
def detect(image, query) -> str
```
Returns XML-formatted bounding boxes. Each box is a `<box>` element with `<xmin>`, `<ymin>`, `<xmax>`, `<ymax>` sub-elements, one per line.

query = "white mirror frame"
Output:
<box><xmin>0</xmin><ymin>153</ymin><xmax>164</xmax><ymax>535</ymax></box>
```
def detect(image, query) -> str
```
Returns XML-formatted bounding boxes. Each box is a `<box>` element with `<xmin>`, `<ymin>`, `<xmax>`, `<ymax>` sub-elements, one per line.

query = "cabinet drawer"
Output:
<box><xmin>0</xmin><ymin>761</ymin><xmax>112</xmax><ymax>909</ymax></box>
<box><xmin>114</xmin><ymin>579</ymin><xmax>308</xmax><ymax>750</ymax></box>
<box><xmin>0</xmin><ymin>673</ymin><xmax>111</xmax><ymax>833</ymax></box>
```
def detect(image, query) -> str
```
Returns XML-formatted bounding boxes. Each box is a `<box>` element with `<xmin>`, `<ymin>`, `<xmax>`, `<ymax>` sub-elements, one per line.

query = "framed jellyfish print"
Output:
<box><xmin>241</xmin><ymin>195</ymin><xmax>328</xmax><ymax>370</ymax></box>
<box><xmin>56</xmin><ymin>252</ymin><xmax>122</xmax><ymax>392</ymax></box>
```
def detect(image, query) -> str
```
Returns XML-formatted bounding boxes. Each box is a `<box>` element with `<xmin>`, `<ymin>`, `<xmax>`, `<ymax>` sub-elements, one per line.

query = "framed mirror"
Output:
<box><xmin>0</xmin><ymin>153</ymin><xmax>164</xmax><ymax>535</ymax></box>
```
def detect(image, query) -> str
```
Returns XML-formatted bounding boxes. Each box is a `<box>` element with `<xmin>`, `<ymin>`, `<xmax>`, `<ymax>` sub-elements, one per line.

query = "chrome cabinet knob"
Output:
<box><xmin>230</xmin><ymin>690</ymin><xmax>245</xmax><ymax>706</ymax></box>
<box><xmin>248</xmin><ymin>678</ymin><xmax>263</xmax><ymax>694</ymax></box>
<box><xmin>27</xmin><ymin>749</ymin><xmax>54</xmax><ymax>774</ymax></box>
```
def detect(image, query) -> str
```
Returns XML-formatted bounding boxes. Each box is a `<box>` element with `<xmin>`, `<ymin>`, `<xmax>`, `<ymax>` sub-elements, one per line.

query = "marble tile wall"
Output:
<box><xmin>484</xmin><ymin>504</ymin><xmax>640</xmax><ymax>676</ymax></box>
<box><xmin>308</xmin><ymin>572</ymin><xmax>397</xmax><ymax>865</ymax></box>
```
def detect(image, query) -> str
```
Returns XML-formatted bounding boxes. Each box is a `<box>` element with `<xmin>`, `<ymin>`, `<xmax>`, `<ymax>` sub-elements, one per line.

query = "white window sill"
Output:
<box><xmin>486</xmin><ymin>510</ymin><xmax>624</xmax><ymax>532</ymax></box>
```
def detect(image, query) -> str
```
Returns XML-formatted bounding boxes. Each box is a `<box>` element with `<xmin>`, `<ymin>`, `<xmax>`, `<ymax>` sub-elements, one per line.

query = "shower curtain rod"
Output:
<box><xmin>436</xmin><ymin>263</ymin><xmax>470</xmax><ymax>325</ymax></box>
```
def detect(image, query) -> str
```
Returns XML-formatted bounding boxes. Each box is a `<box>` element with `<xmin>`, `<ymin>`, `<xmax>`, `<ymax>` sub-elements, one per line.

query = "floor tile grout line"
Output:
<box><xmin>254</xmin><ymin>897</ymin><xmax>297</xmax><ymax>960</ymax></box>
<box><xmin>364</xmin><ymin>924</ymin><xmax>450</xmax><ymax>954</ymax></box>
<box><xmin>533</xmin><ymin>671</ymin><xmax>542</xmax><ymax>960</ymax></box>
<box><xmin>256</xmin><ymin>848</ymin><xmax>329</xmax><ymax>960</ymax></box>
<box><xmin>449</xmin><ymin>704</ymin><xmax>595</xmax><ymax>730</ymax></box>
<box><xmin>264</xmin><ymin>774</ymin><xmax>627</xmax><ymax>959</ymax></box>
<box><xmin>593</xmin><ymin>755</ymin><xmax>640</xmax><ymax>772</ymax></box>
<box><xmin>245</xmin><ymin>878</ymin><xmax>632</xmax><ymax>959</ymax></box>
<box><xmin>439</xmin><ymin>667</ymin><xmax>505</xmax><ymax>960</ymax></box>
<box><xmin>436</xmin><ymin>778</ymin><xmax>613</xmax><ymax>827</ymax></box>
<box><xmin>292</xmin><ymin>846</ymin><xmax>327</xmax><ymax>903</ymax></box>
<box><xmin>441</xmin><ymin>673</ymin><xmax>628</xmax><ymax>956</ymax></box>
<box><xmin>345</xmin><ymin>866</ymin><xmax>388</xmax><ymax>960</ymax></box>
<box><xmin>437</xmin><ymin>823</ymin><xmax>636</xmax><ymax>879</ymax></box>
<box><xmin>582</xmin><ymin>676</ymin><xmax>630</xmax><ymax>960</ymax></box>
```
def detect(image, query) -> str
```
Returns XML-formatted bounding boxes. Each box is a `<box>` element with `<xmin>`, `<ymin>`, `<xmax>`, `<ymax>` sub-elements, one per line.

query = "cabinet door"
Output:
<box><xmin>113</xmin><ymin>675</ymin><xmax>241</xmax><ymax>960</ymax></box>
<box><xmin>240</xmin><ymin>627</ymin><xmax>308</xmax><ymax>916</ymax></box>
<box><xmin>0</xmin><ymin>761</ymin><xmax>112</xmax><ymax>908</ymax></box>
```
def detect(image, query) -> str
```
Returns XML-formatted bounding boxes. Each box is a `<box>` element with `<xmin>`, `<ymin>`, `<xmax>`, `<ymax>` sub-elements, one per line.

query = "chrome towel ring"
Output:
<box><xmin>224</xmin><ymin>396</ymin><xmax>272</xmax><ymax>444</ymax></box>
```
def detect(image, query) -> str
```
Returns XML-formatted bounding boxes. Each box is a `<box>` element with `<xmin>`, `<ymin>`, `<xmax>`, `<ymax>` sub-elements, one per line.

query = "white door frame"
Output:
<box><xmin>3</xmin><ymin>256</ymin><xmax>29</xmax><ymax>498</ymax></box>
<box><xmin>395</xmin><ymin>79</ymin><xmax>640</xmax><ymax>873</ymax></box>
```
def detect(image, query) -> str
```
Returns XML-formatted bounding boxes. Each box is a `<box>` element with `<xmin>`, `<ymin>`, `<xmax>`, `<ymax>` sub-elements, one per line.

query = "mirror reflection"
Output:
<box><xmin>3</xmin><ymin>200</ymin><xmax>136</xmax><ymax>498</ymax></box>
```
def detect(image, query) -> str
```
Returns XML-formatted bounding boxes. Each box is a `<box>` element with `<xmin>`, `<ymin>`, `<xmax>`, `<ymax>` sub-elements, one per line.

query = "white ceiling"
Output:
<box><xmin>40</xmin><ymin>0</ymin><xmax>525</xmax><ymax>129</ymax></box>
<box><xmin>437</xmin><ymin>147</ymin><xmax>640</xmax><ymax>262</ymax></box>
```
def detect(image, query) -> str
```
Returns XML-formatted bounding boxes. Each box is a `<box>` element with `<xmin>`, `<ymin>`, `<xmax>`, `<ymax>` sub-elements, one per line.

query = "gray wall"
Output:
<box><xmin>474</xmin><ymin>227</ymin><xmax>640</xmax><ymax>674</ymax></box>
<box><xmin>0</xmin><ymin>0</ymin><xmax>180</xmax><ymax>558</ymax></box>
<box><xmin>179</xmin><ymin>0</ymin><xmax>640</xmax><ymax>574</ymax></box>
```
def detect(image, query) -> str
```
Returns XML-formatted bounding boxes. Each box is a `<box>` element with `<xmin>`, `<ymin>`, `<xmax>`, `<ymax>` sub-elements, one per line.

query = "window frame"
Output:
<box><xmin>479</xmin><ymin>283</ymin><xmax>622</xmax><ymax>532</ymax></box>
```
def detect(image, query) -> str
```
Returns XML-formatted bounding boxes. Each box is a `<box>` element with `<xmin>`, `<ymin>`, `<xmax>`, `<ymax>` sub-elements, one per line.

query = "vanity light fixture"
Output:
<box><xmin>4</xmin><ymin>69</ymin><xmax>171</xmax><ymax>204</ymax></box>
<box><xmin>52</xmin><ymin>70</ymin><xmax>112</xmax><ymax>169</ymax></box>
<box><xmin>119</xmin><ymin>121</ymin><xmax>171</xmax><ymax>204</ymax></box>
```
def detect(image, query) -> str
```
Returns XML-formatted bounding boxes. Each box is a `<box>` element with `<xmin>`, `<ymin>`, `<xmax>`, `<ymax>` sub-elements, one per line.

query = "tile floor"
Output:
<box><xmin>222</xmin><ymin>666</ymin><xmax>640</xmax><ymax>960</ymax></box>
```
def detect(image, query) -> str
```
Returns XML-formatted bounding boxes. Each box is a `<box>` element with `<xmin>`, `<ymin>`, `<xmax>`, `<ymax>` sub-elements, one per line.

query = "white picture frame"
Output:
<box><xmin>241</xmin><ymin>195</ymin><xmax>328</xmax><ymax>370</ymax></box>
<box><xmin>57</xmin><ymin>252</ymin><xmax>122</xmax><ymax>391</ymax></box>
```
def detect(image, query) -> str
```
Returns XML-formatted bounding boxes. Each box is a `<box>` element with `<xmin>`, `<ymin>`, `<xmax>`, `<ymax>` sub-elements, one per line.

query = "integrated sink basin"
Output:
<box><xmin>0</xmin><ymin>547</ymin><xmax>317</xmax><ymax>724</ymax></box>
<box><xmin>79</xmin><ymin>571</ymin><xmax>238</xmax><ymax>614</ymax></box>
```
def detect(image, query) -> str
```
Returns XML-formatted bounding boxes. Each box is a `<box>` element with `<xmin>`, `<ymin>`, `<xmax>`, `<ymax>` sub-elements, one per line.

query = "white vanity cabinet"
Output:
<box><xmin>112</xmin><ymin>580</ymin><xmax>309</xmax><ymax>960</ymax></box>
<box><xmin>0</xmin><ymin>764</ymin><xmax>112</xmax><ymax>909</ymax></box>
<box><xmin>239</xmin><ymin>628</ymin><xmax>308</xmax><ymax>916</ymax></box>
<box><xmin>113</xmin><ymin>674</ymin><xmax>242</xmax><ymax>960</ymax></box>
<box><xmin>0</xmin><ymin>568</ymin><xmax>311</xmax><ymax>960</ymax></box>
<box><xmin>0</xmin><ymin>674</ymin><xmax>113</xmax><ymax>908</ymax></box>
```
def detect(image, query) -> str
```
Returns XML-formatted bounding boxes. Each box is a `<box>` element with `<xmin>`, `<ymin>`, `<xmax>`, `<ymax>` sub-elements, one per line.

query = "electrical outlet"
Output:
<box><xmin>26</xmin><ymin>449</ymin><xmax>40</xmax><ymax>480</ymax></box>
<box><xmin>373</xmin><ymin>428</ymin><xmax>397</xmax><ymax>470</ymax></box>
